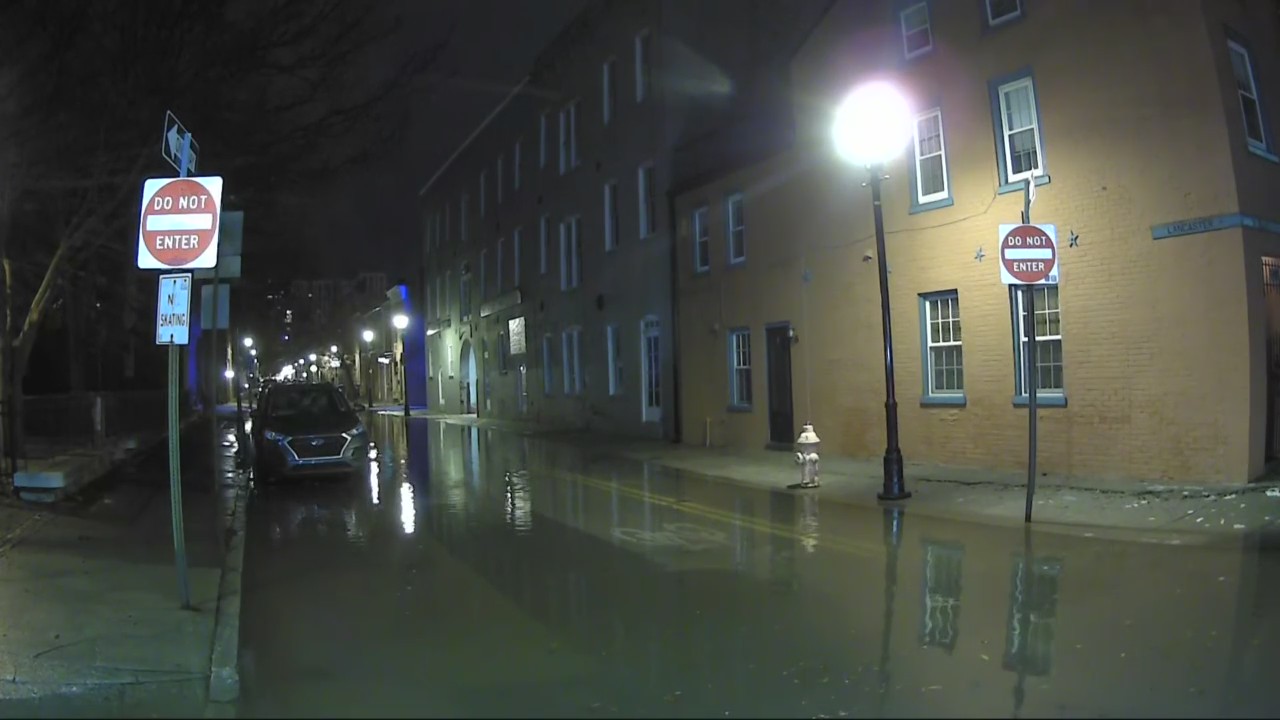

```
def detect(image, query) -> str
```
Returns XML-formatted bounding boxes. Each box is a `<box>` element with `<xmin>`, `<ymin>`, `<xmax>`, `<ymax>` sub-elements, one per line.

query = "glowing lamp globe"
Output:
<box><xmin>832</xmin><ymin>81</ymin><xmax>913</xmax><ymax>167</ymax></box>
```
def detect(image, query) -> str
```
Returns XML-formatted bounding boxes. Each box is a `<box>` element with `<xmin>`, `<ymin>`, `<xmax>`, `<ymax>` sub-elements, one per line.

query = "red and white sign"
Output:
<box><xmin>136</xmin><ymin>176</ymin><xmax>224</xmax><ymax>270</ymax></box>
<box><xmin>998</xmin><ymin>223</ymin><xmax>1059</xmax><ymax>285</ymax></box>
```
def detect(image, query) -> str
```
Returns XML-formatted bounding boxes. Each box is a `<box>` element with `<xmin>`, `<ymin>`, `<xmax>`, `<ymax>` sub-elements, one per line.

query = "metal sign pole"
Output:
<box><xmin>169</xmin><ymin>133</ymin><xmax>193</xmax><ymax>609</ymax></box>
<box><xmin>1022</xmin><ymin>179</ymin><xmax>1039</xmax><ymax>523</ymax></box>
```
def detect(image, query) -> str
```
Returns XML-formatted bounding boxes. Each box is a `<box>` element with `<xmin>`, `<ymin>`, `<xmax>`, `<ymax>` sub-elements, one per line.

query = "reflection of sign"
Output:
<box><xmin>999</xmin><ymin>223</ymin><xmax>1058</xmax><ymax>285</ymax></box>
<box><xmin>508</xmin><ymin>316</ymin><xmax>527</xmax><ymax>355</ymax></box>
<box><xmin>136</xmin><ymin>176</ymin><xmax>224</xmax><ymax>269</ymax></box>
<box><xmin>155</xmin><ymin>273</ymin><xmax>193</xmax><ymax>345</ymax></box>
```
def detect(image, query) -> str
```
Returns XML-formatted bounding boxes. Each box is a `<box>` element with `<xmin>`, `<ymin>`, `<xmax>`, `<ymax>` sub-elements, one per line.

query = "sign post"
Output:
<box><xmin>140</xmin><ymin>111</ymin><xmax>222</xmax><ymax>608</ymax></box>
<box><xmin>998</xmin><ymin>211</ymin><xmax>1059</xmax><ymax>524</ymax></box>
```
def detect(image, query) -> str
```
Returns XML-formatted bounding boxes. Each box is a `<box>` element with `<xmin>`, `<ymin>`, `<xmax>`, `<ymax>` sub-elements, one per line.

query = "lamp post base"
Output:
<box><xmin>877</xmin><ymin>449</ymin><xmax>911</xmax><ymax>501</ymax></box>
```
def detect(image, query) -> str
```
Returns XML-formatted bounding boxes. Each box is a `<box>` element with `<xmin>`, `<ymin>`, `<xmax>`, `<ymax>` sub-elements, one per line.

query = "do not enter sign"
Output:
<box><xmin>998</xmin><ymin>223</ymin><xmax>1059</xmax><ymax>285</ymax></box>
<box><xmin>136</xmin><ymin>176</ymin><xmax>224</xmax><ymax>269</ymax></box>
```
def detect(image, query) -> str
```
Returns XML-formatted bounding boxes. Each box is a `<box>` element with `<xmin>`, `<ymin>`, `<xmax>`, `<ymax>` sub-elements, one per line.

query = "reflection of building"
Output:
<box><xmin>920</xmin><ymin>542</ymin><xmax>963</xmax><ymax>653</ymax></box>
<box><xmin>1003</xmin><ymin>556</ymin><xmax>1063</xmax><ymax>677</ymax></box>
<box><xmin>673</xmin><ymin>0</ymin><xmax>1280</xmax><ymax>485</ymax></box>
<box><xmin>418</xmin><ymin>0</ymin><xmax>830</xmax><ymax>437</ymax></box>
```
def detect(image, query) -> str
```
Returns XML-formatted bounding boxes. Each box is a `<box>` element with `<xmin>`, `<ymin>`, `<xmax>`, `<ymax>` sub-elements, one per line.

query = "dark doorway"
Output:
<box><xmin>1264</xmin><ymin>257</ymin><xmax>1280</xmax><ymax>461</ymax></box>
<box><xmin>765</xmin><ymin>324</ymin><xmax>795</xmax><ymax>446</ymax></box>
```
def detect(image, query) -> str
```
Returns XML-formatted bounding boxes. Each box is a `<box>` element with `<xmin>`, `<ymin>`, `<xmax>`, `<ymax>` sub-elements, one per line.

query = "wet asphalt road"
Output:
<box><xmin>238</xmin><ymin>414</ymin><xmax>1280</xmax><ymax>718</ymax></box>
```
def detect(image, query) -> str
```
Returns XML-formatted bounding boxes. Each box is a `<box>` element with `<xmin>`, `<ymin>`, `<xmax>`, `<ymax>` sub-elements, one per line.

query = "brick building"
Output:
<box><xmin>673</xmin><ymin>0</ymin><xmax>1280</xmax><ymax>484</ymax></box>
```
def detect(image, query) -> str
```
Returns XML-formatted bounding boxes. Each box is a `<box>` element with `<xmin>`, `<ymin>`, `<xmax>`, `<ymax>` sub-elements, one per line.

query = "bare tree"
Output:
<box><xmin>0</xmin><ymin>0</ymin><xmax>449</xmax><ymax>472</ymax></box>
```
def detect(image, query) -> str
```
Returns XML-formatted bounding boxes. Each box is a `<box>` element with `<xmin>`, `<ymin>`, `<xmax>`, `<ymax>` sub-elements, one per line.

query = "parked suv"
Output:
<box><xmin>251</xmin><ymin>382</ymin><xmax>368</xmax><ymax>483</ymax></box>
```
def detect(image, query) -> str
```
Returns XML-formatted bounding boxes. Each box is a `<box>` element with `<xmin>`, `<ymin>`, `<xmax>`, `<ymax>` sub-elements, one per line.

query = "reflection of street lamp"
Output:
<box><xmin>392</xmin><ymin>313</ymin><xmax>410</xmax><ymax>417</ymax></box>
<box><xmin>876</xmin><ymin>505</ymin><xmax>905</xmax><ymax>716</ymax></box>
<box><xmin>361</xmin><ymin>329</ymin><xmax>375</xmax><ymax>408</ymax></box>
<box><xmin>832</xmin><ymin>80</ymin><xmax>914</xmax><ymax>501</ymax></box>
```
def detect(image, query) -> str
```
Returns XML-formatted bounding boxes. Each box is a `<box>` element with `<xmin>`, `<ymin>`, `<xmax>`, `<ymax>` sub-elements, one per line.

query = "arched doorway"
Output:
<box><xmin>459</xmin><ymin>339</ymin><xmax>477</xmax><ymax>414</ymax></box>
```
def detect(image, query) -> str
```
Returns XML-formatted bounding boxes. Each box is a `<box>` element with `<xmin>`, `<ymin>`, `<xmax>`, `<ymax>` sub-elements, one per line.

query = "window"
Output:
<box><xmin>922</xmin><ymin>292</ymin><xmax>963</xmax><ymax>401</ymax></box>
<box><xmin>443</xmin><ymin>270</ymin><xmax>451</xmax><ymax>318</ymax></box>
<box><xmin>900</xmin><ymin>3</ymin><xmax>932</xmax><ymax>58</ymax></box>
<box><xmin>603</xmin><ymin>58</ymin><xmax>616</xmax><ymax>125</ymax></box>
<box><xmin>444</xmin><ymin>204</ymin><xmax>450</xmax><ymax>245</ymax></box>
<box><xmin>1013</xmin><ymin>286</ymin><xmax>1064</xmax><ymax>398</ymax></box>
<box><xmin>559</xmin><ymin>217</ymin><xmax>582</xmax><ymax>290</ymax></box>
<box><xmin>447</xmin><ymin>339</ymin><xmax>454</xmax><ymax>377</ymax></box>
<box><xmin>434</xmin><ymin>275</ymin><xmax>442</xmax><ymax>319</ymax></box>
<box><xmin>542</xmin><ymin>334</ymin><xmax>555</xmax><ymax>395</ymax></box>
<box><xmin>539</xmin><ymin>215</ymin><xmax>551</xmax><ymax>275</ymax></box>
<box><xmin>728</xmin><ymin>328</ymin><xmax>752</xmax><ymax>408</ymax></box>
<box><xmin>726</xmin><ymin>193</ymin><xmax>745</xmax><ymax>264</ymax></box>
<box><xmin>985</xmin><ymin>0</ymin><xmax>1021</xmax><ymax>26</ymax></box>
<box><xmin>562</xmin><ymin>327</ymin><xmax>582</xmax><ymax>395</ymax></box>
<box><xmin>603</xmin><ymin>181</ymin><xmax>619</xmax><ymax>251</ymax></box>
<box><xmin>479</xmin><ymin>250</ymin><xmax>488</xmax><ymax>299</ymax></box>
<box><xmin>435</xmin><ymin>212</ymin><xmax>443</xmax><ymax>249</ymax></box>
<box><xmin>496</xmin><ymin>238</ymin><xmax>505</xmax><ymax>294</ymax></box>
<box><xmin>638</xmin><ymin>163</ymin><xmax>655</xmax><ymax>238</ymax></box>
<box><xmin>693</xmin><ymin>206</ymin><xmax>710</xmax><ymax>272</ymax></box>
<box><xmin>513</xmin><ymin>140</ymin><xmax>522</xmax><ymax>190</ymax></box>
<box><xmin>539</xmin><ymin>112</ymin><xmax>548</xmax><ymax>169</ymax></box>
<box><xmin>460</xmin><ymin>272</ymin><xmax>472</xmax><ymax>319</ymax></box>
<box><xmin>499</xmin><ymin>332</ymin><xmax>509</xmax><ymax>372</ymax></box>
<box><xmin>913</xmin><ymin>109</ymin><xmax>950</xmax><ymax>206</ymax></box>
<box><xmin>513</xmin><ymin>227</ymin><xmax>522</xmax><ymax>288</ymax></box>
<box><xmin>460</xmin><ymin>194</ymin><xmax>469</xmax><ymax>243</ymax></box>
<box><xmin>606</xmin><ymin>324</ymin><xmax>622</xmax><ymax>395</ymax></box>
<box><xmin>496</xmin><ymin>155</ymin><xmax>504</xmax><ymax>204</ymax></box>
<box><xmin>994</xmin><ymin>75</ymin><xmax>1045</xmax><ymax>185</ymax></box>
<box><xmin>635</xmin><ymin>30</ymin><xmax>651</xmax><ymax>103</ymax></box>
<box><xmin>568</xmin><ymin>100</ymin><xmax>579</xmax><ymax>168</ymax></box>
<box><xmin>479</xmin><ymin>171</ymin><xmax>487</xmax><ymax>216</ymax></box>
<box><xmin>641</xmin><ymin>316</ymin><xmax>661</xmax><ymax>421</ymax></box>
<box><xmin>559</xmin><ymin>102</ymin><xmax>579</xmax><ymax>173</ymax></box>
<box><xmin>1228</xmin><ymin>39</ymin><xmax>1268</xmax><ymax>152</ymax></box>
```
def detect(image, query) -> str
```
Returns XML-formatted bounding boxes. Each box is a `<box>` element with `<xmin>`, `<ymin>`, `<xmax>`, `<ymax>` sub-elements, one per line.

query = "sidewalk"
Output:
<box><xmin>0</xmin><ymin>418</ymin><xmax>249</xmax><ymax>717</ymax></box>
<box><xmin>407</xmin><ymin>410</ymin><xmax>1280</xmax><ymax>541</ymax></box>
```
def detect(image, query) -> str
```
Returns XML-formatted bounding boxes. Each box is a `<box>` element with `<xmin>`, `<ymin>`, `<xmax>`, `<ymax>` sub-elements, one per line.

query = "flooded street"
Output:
<box><xmin>238</xmin><ymin>414</ymin><xmax>1280</xmax><ymax>717</ymax></box>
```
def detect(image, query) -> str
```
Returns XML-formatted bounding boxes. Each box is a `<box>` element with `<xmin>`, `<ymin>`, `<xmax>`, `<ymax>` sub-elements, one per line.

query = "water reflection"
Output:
<box><xmin>504</xmin><ymin>470</ymin><xmax>533</xmax><ymax>533</ymax></box>
<box><xmin>920</xmin><ymin>541</ymin><xmax>963</xmax><ymax>652</ymax></box>
<box><xmin>368</xmin><ymin>460</ymin><xmax>380</xmax><ymax>505</ymax></box>
<box><xmin>399</xmin><ymin>481</ymin><xmax>416</xmax><ymax>535</ymax></box>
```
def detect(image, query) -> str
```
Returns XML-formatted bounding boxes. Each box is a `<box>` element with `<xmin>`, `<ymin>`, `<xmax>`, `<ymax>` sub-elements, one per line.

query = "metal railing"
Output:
<box><xmin>20</xmin><ymin>391</ymin><xmax>171</xmax><ymax>457</ymax></box>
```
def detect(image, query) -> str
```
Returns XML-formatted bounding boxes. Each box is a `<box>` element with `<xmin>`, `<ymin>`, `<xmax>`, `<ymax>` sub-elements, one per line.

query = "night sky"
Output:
<box><xmin>287</xmin><ymin>0</ymin><xmax>587</xmax><ymax>280</ymax></box>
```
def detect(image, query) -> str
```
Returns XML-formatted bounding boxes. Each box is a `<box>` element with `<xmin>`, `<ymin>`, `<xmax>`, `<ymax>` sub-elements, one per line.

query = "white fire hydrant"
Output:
<box><xmin>794</xmin><ymin>423</ymin><xmax>821</xmax><ymax>488</ymax></box>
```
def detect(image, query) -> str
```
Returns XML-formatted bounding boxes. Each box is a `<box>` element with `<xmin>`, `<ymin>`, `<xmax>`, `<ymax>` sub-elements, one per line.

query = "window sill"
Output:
<box><xmin>909</xmin><ymin>196</ymin><xmax>955</xmax><ymax>215</ymax></box>
<box><xmin>726</xmin><ymin>404</ymin><xmax>752</xmax><ymax>413</ymax></box>
<box><xmin>997</xmin><ymin>174</ymin><xmax>1051</xmax><ymax>195</ymax></box>
<box><xmin>921</xmin><ymin>394</ymin><xmax>966</xmax><ymax>407</ymax></box>
<box><xmin>1248</xmin><ymin>144</ymin><xmax>1280</xmax><ymax>163</ymax></box>
<box><xmin>692</xmin><ymin>267</ymin><xmax>711</xmax><ymax>277</ymax></box>
<box><xmin>903</xmin><ymin>46</ymin><xmax>933</xmax><ymax>62</ymax></box>
<box><xmin>727</xmin><ymin>257</ymin><xmax>747</xmax><ymax>268</ymax></box>
<box><xmin>1012</xmin><ymin>394</ymin><xmax>1067</xmax><ymax>408</ymax></box>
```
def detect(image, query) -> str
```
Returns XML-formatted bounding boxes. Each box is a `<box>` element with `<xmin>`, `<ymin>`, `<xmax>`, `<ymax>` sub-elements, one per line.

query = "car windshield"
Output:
<box><xmin>267</xmin><ymin>385</ymin><xmax>349</xmax><ymax>418</ymax></box>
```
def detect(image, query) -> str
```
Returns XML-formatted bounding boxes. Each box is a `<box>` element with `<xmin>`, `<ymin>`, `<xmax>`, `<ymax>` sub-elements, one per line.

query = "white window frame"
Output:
<box><xmin>567</xmin><ymin>100</ymin><xmax>579</xmax><ymax>168</ymax></box>
<box><xmin>693</xmin><ymin>206</ymin><xmax>710</xmax><ymax>272</ymax></box>
<box><xmin>479</xmin><ymin>171</ymin><xmax>487</xmax><ymax>217</ymax></box>
<box><xmin>558</xmin><ymin>106</ymin><xmax>568</xmax><ymax>174</ymax></box>
<box><xmin>602</xmin><ymin>57</ymin><xmax>616</xmax><ymax>126</ymax></box>
<box><xmin>496</xmin><ymin>155</ymin><xmax>504</xmax><ymax>204</ymax></box>
<box><xmin>443</xmin><ymin>270</ymin><xmax>451</xmax><ymax>319</ymax></box>
<box><xmin>604</xmin><ymin>181</ymin><xmax>619</xmax><ymax>251</ymax></box>
<box><xmin>728</xmin><ymin>328</ymin><xmax>752</xmax><ymax>408</ymax></box>
<box><xmin>542</xmin><ymin>334</ymin><xmax>554</xmax><ymax>395</ymax></box>
<box><xmin>985</xmin><ymin>0</ymin><xmax>1021</xmax><ymax>27</ymax></box>
<box><xmin>559</xmin><ymin>216</ymin><xmax>581</xmax><ymax>291</ymax></box>
<box><xmin>900</xmin><ymin>2</ymin><xmax>932</xmax><ymax>59</ymax></box>
<box><xmin>539</xmin><ymin>215</ymin><xmax>550</xmax><ymax>275</ymax></box>
<box><xmin>924</xmin><ymin>293</ymin><xmax>963</xmax><ymax>396</ymax></box>
<box><xmin>513</xmin><ymin>140</ymin><xmax>522</xmax><ymax>190</ymax></box>
<box><xmin>1013</xmin><ymin>286</ymin><xmax>1064</xmax><ymax>396</ymax></box>
<box><xmin>996</xmin><ymin>77</ymin><xmax>1045</xmax><ymax>184</ymax></box>
<box><xmin>635</xmin><ymin>30</ymin><xmax>651</xmax><ymax>104</ymax></box>
<box><xmin>1228</xmin><ymin>40</ymin><xmax>1268</xmax><ymax>150</ymax></box>
<box><xmin>562</xmin><ymin>327</ymin><xmax>582</xmax><ymax>395</ymax></box>
<box><xmin>496</xmin><ymin>237</ymin><xmax>505</xmax><ymax>294</ymax></box>
<box><xmin>640</xmin><ymin>315</ymin><xmax>661</xmax><ymax>422</ymax></box>
<box><xmin>447</xmin><ymin>339</ymin><xmax>454</xmax><ymax>377</ymax></box>
<box><xmin>638</xmin><ymin>163</ymin><xmax>655</xmax><ymax>238</ymax></box>
<box><xmin>913</xmin><ymin>108</ymin><xmax>949</xmax><ymax>204</ymax></box>
<box><xmin>726</xmin><ymin>193</ymin><xmax>745</xmax><ymax>264</ymax></box>
<box><xmin>513</xmin><ymin>227</ymin><xmax>522</xmax><ymax>288</ymax></box>
<box><xmin>606</xmin><ymin>323</ymin><xmax>622</xmax><ymax>395</ymax></box>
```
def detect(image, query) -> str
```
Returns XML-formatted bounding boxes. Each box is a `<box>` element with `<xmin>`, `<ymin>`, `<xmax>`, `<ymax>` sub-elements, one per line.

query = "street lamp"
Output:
<box><xmin>392</xmin><ymin>313</ymin><xmax>410</xmax><ymax>417</ymax></box>
<box><xmin>242</xmin><ymin>337</ymin><xmax>254</xmax><ymax>349</ymax></box>
<box><xmin>330</xmin><ymin>344</ymin><xmax>338</xmax><ymax>354</ymax></box>
<box><xmin>308</xmin><ymin>353</ymin><xmax>317</xmax><ymax>362</ymax></box>
<box><xmin>832</xmin><ymin>79</ymin><xmax>914</xmax><ymax>501</ymax></box>
<box><xmin>361</xmin><ymin>329</ymin><xmax>375</xmax><ymax>408</ymax></box>
<box><xmin>309</xmin><ymin>363</ymin><xmax>319</xmax><ymax>373</ymax></box>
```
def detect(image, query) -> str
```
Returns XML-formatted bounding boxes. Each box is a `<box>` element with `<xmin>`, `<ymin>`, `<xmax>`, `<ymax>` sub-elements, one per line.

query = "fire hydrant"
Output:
<box><xmin>794</xmin><ymin>423</ymin><xmax>821</xmax><ymax>488</ymax></box>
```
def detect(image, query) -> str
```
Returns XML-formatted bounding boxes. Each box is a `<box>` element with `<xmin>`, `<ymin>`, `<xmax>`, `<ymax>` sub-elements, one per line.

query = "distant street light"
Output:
<box><xmin>242</xmin><ymin>337</ymin><xmax>254</xmax><ymax>349</ymax></box>
<box><xmin>362</xmin><ymin>329</ymin><xmax>375</xmax><ymax>343</ymax></box>
<box><xmin>249</xmin><ymin>348</ymin><xmax>257</xmax><ymax>357</ymax></box>
<box><xmin>330</xmin><ymin>344</ymin><xmax>339</xmax><ymax>354</ymax></box>
<box><xmin>224</xmin><ymin>368</ymin><xmax>235</xmax><ymax>380</ymax></box>
<box><xmin>391</xmin><ymin>313</ymin><xmax>410</xmax><ymax>416</ymax></box>
<box><xmin>361</xmin><ymin>329</ymin><xmax>375</xmax><ymax>407</ymax></box>
<box><xmin>308</xmin><ymin>353</ymin><xmax>317</xmax><ymax>362</ymax></box>
<box><xmin>831</xmin><ymin>79</ymin><xmax>913</xmax><ymax>502</ymax></box>
<box><xmin>309</xmin><ymin>363</ymin><xmax>318</xmax><ymax>373</ymax></box>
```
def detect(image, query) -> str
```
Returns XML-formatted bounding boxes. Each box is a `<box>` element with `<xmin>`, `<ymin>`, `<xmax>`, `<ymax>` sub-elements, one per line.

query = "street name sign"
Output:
<box><xmin>999</xmin><ymin>223</ymin><xmax>1059</xmax><ymax>285</ymax></box>
<box><xmin>156</xmin><ymin>273</ymin><xmax>193</xmax><ymax>345</ymax></box>
<box><xmin>136</xmin><ymin>176</ymin><xmax>224</xmax><ymax>269</ymax></box>
<box><xmin>162</xmin><ymin>110</ymin><xmax>199</xmax><ymax>173</ymax></box>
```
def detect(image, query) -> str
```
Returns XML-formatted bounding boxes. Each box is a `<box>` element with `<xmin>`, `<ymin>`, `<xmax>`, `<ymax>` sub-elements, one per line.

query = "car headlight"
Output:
<box><xmin>264</xmin><ymin>430</ymin><xmax>286</xmax><ymax>441</ymax></box>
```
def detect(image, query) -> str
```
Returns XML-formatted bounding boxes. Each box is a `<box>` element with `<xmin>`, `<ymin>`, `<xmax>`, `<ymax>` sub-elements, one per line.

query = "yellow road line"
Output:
<box><xmin>553</xmin><ymin>468</ymin><xmax>879</xmax><ymax>557</ymax></box>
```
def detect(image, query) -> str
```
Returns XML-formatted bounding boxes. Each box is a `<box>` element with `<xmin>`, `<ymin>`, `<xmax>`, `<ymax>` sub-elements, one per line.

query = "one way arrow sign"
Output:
<box><xmin>161</xmin><ymin>110</ymin><xmax>199</xmax><ymax>174</ymax></box>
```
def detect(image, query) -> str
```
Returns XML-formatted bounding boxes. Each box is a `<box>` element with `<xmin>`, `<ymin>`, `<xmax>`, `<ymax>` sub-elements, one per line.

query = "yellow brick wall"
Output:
<box><xmin>677</xmin><ymin>0</ymin><xmax>1267</xmax><ymax>483</ymax></box>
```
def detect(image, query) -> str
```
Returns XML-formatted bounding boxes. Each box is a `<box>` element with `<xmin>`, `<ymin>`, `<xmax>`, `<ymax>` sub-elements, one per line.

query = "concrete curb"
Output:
<box><xmin>207</xmin><ymin>468</ymin><xmax>249</xmax><ymax>704</ymax></box>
